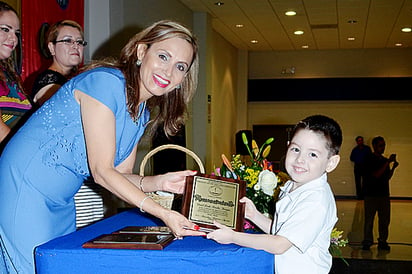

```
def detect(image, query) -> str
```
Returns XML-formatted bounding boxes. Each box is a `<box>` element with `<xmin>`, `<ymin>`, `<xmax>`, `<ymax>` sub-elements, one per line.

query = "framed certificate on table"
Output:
<box><xmin>82</xmin><ymin>226</ymin><xmax>175</xmax><ymax>250</ymax></box>
<box><xmin>182</xmin><ymin>174</ymin><xmax>246</xmax><ymax>232</ymax></box>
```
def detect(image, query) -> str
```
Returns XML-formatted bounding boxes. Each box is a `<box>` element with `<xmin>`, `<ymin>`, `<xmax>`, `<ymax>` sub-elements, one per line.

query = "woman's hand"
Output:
<box><xmin>157</xmin><ymin>170</ymin><xmax>197</xmax><ymax>194</ymax></box>
<box><xmin>161</xmin><ymin>209</ymin><xmax>205</xmax><ymax>238</ymax></box>
<box><xmin>206</xmin><ymin>221</ymin><xmax>234</xmax><ymax>244</ymax></box>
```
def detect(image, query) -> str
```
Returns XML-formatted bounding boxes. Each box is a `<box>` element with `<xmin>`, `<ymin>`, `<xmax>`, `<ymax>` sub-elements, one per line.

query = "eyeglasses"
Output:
<box><xmin>54</xmin><ymin>38</ymin><xmax>88</xmax><ymax>47</ymax></box>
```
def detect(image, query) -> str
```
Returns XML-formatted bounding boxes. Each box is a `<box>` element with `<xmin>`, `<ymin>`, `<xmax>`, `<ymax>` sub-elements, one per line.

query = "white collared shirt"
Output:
<box><xmin>272</xmin><ymin>173</ymin><xmax>338</xmax><ymax>274</ymax></box>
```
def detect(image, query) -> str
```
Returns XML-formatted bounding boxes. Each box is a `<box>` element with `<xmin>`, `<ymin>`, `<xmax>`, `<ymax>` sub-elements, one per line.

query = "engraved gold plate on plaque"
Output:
<box><xmin>182</xmin><ymin>174</ymin><xmax>246</xmax><ymax>231</ymax></box>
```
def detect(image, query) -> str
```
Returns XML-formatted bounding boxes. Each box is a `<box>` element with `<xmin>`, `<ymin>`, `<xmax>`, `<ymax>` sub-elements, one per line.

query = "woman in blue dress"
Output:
<box><xmin>0</xmin><ymin>20</ymin><xmax>203</xmax><ymax>273</ymax></box>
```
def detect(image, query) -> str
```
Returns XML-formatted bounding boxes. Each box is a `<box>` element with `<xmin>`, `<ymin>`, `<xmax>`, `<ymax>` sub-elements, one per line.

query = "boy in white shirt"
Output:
<box><xmin>207</xmin><ymin>114</ymin><xmax>342</xmax><ymax>274</ymax></box>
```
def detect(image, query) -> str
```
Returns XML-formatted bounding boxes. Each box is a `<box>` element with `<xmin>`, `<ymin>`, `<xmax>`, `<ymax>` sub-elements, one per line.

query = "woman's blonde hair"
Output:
<box><xmin>46</xmin><ymin>20</ymin><xmax>84</xmax><ymax>74</ymax></box>
<box><xmin>84</xmin><ymin>20</ymin><xmax>199</xmax><ymax>137</ymax></box>
<box><xmin>47</xmin><ymin>19</ymin><xmax>84</xmax><ymax>45</ymax></box>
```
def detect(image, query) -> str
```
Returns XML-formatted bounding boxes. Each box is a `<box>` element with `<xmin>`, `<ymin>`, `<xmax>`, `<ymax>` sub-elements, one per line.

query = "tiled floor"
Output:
<box><xmin>335</xmin><ymin>199</ymin><xmax>412</xmax><ymax>262</ymax></box>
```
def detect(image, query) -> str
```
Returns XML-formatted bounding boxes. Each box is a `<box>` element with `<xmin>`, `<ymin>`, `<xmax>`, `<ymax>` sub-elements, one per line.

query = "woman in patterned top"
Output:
<box><xmin>0</xmin><ymin>1</ymin><xmax>32</xmax><ymax>147</ymax></box>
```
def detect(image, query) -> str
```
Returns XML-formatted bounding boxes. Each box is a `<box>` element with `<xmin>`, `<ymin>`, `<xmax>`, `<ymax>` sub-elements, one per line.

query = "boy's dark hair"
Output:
<box><xmin>292</xmin><ymin>114</ymin><xmax>343</xmax><ymax>156</ymax></box>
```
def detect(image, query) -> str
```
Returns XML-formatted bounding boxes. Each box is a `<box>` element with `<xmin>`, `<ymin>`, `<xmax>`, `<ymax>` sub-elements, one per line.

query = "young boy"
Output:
<box><xmin>207</xmin><ymin>114</ymin><xmax>342</xmax><ymax>274</ymax></box>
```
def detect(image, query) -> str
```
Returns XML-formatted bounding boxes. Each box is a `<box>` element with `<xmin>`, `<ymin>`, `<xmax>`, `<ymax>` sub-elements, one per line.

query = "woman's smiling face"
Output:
<box><xmin>0</xmin><ymin>10</ymin><xmax>20</xmax><ymax>60</ymax></box>
<box><xmin>137</xmin><ymin>37</ymin><xmax>193</xmax><ymax>100</ymax></box>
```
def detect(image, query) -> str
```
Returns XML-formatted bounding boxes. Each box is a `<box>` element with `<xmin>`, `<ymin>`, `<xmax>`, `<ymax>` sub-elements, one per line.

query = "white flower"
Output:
<box><xmin>257</xmin><ymin>170</ymin><xmax>278</xmax><ymax>196</ymax></box>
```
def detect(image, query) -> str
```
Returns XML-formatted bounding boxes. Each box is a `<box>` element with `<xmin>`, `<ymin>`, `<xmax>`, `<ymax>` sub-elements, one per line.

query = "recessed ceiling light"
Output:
<box><xmin>250</xmin><ymin>40</ymin><xmax>258</xmax><ymax>44</ymax></box>
<box><xmin>301</xmin><ymin>45</ymin><xmax>309</xmax><ymax>49</ymax></box>
<box><xmin>347</xmin><ymin>37</ymin><xmax>355</xmax><ymax>41</ymax></box>
<box><xmin>395</xmin><ymin>43</ymin><xmax>403</xmax><ymax>47</ymax></box>
<box><xmin>401</xmin><ymin>27</ymin><xmax>412</xmax><ymax>32</ymax></box>
<box><xmin>214</xmin><ymin>1</ymin><xmax>224</xmax><ymax>6</ymax></box>
<box><xmin>285</xmin><ymin>11</ymin><xmax>296</xmax><ymax>16</ymax></box>
<box><xmin>294</xmin><ymin>30</ymin><xmax>304</xmax><ymax>35</ymax></box>
<box><xmin>235</xmin><ymin>24</ymin><xmax>244</xmax><ymax>28</ymax></box>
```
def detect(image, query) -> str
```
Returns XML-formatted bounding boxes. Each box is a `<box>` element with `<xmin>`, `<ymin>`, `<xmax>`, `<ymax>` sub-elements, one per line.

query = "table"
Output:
<box><xmin>35</xmin><ymin>209</ymin><xmax>274</xmax><ymax>274</ymax></box>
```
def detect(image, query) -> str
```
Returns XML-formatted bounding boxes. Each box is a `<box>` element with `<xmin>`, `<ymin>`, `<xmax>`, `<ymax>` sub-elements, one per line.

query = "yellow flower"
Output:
<box><xmin>330</xmin><ymin>228</ymin><xmax>348</xmax><ymax>247</ymax></box>
<box><xmin>252</xmin><ymin>140</ymin><xmax>259</xmax><ymax>157</ymax></box>
<box><xmin>244</xmin><ymin>168</ymin><xmax>259</xmax><ymax>188</ymax></box>
<box><xmin>330</xmin><ymin>228</ymin><xmax>349</xmax><ymax>266</ymax></box>
<box><xmin>231</xmin><ymin>154</ymin><xmax>243</xmax><ymax>170</ymax></box>
<box><xmin>262</xmin><ymin>145</ymin><xmax>271</xmax><ymax>158</ymax></box>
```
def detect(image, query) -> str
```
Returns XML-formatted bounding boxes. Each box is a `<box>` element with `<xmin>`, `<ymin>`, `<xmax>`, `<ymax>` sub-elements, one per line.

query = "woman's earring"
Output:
<box><xmin>136</xmin><ymin>59</ymin><xmax>142</xmax><ymax>66</ymax></box>
<box><xmin>176</xmin><ymin>84</ymin><xmax>181</xmax><ymax>89</ymax></box>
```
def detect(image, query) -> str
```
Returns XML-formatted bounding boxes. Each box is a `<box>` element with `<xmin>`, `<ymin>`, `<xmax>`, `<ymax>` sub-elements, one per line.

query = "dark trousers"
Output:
<box><xmin>362</xmin><ymin>196</ymin><xmax>391</xmax><ymax>246</ymax></box>
<box><xmin>353</xmin><ymin>165</ymin><xmax>364</xmax><ymax>198</ymax></box>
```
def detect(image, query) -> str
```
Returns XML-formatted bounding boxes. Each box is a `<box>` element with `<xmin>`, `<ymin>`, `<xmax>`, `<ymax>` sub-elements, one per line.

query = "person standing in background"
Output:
<box><xmin>362</xmin><ymin>136</ymin><xmax>399</xmax><ymax>251</ymax></box>
<box><xmin>350</xmin><ymin>136</ymin><xmax>372</xmax><ymax>199</ymax></box>
<box><xmin>0</xmin><ymin>1</ymin><xmax>32</xmax><ymax>149</ymax></box>
<box><xmin>31</xmin><ymin>20</ymin><xmax>85</xmax><ymax>106</ymax></box>
<box><xmin>31</xmin><ymin>20</ymin><xmax>104</xmax><ymax>229</ymax></box>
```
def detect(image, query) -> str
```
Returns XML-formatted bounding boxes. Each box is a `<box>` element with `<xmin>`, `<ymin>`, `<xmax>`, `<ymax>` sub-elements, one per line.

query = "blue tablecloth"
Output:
<box><xmin>35</xmin><ymin>209</ymin><xmax>274</xmax><ymax>274</ymax></box>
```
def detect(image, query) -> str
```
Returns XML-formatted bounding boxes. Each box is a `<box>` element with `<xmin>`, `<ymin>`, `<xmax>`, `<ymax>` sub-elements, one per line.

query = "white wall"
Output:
<box><xmin>247</xmin><ymin>49</ymin><xmax>412</xmax><ymax>197</ymax></box>
<box><xmin>249</xmin><ymin>48</ymin><xmax>412</xmax><ymax>79</ymax></box>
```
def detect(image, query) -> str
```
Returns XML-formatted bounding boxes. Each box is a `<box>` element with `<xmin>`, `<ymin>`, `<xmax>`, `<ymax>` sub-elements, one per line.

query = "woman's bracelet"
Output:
<box><xmin>139</xmin><ymin>176</ymin><xmax>145</xmax><ymax>192</ymax></box>
<box><xmin>139</xmin><ymin>196</ymin><xmax>152</xmax><ymax>213</ymax></box>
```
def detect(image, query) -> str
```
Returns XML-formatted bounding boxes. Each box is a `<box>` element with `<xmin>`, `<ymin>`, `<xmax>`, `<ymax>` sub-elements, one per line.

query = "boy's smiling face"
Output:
<box><xmin>285</xmin><ymin>129</ymin><xmax>340</xmax><ymax>185</ymax></box>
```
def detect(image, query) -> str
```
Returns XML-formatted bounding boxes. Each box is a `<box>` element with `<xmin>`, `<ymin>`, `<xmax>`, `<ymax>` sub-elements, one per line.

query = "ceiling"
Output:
<box><xmin>179</xmin><ymin>0</ymin><xmax>412</xmax><ymax>51</ymax></box>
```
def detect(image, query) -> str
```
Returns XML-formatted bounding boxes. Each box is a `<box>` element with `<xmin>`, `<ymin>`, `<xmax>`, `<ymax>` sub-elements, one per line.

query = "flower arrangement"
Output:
<box><xmin>329</xmin><ymin>228</ymin><xmax>349</xmax><ymax>266</ymax></box>
<box><xmin>213</xmin><ymin>132</ymin><xmax>289</xmax><ymax>221</ymax></box>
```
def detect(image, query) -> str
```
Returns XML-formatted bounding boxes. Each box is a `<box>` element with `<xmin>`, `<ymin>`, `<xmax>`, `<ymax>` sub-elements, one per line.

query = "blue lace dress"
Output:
<box><xmin>0</xmin><ymin>67</ymin><xmax>149</xmax><ymax>273</ymax></box>
<box><xmin>32</xmin><ymin>69</ymin><xmax>106</xmax><ymax>229</ymax></box>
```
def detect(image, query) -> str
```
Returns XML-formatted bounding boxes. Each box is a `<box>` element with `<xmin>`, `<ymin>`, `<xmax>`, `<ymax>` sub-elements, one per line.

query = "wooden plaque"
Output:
<box><xmin>82</xmin><ymin>232</ymin><xmax>174</xmax><ymax>250</ymax></box>
<box><xmin>181</xmin><ymin>174</ymin><xmax>246</xmax><ymax>232</ymax></box>
<box><xmin>82</xmin><ymin>226</ymin><xmax>174</xmax><ymax>250</ymax></box>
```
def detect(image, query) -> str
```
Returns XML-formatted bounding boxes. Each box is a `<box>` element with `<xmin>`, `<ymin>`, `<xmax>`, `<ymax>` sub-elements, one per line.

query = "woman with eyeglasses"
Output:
<box><xmin>0</xmin><ymin>20</ymin><xmax>203</xmax><ymax>273</ymax></box>
<box><xmin>31</xmin><ymin>20</ymin><xmax>106</xmax><ymax>230</ymax></box>
<box><xmin>31</xmin><ymin>20</ymin><xmax>86</xmax><ymax>106</ymax></box>
<box><xmin>0</xmin><ymin>1</ymin><xmax>32</xmax><ymax>148</ymax></box>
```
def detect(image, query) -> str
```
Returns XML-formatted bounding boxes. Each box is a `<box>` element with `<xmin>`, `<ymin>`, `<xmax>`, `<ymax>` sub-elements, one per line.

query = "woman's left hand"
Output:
<box><xmin>161</xmin><ymin>209</ymin><xmax>205</xmax><ymax>238</ymax></box>
<box><xmin>158</xmin><ymin>170</ymin><xmax>197</xmax><ymax>194</ymax></box>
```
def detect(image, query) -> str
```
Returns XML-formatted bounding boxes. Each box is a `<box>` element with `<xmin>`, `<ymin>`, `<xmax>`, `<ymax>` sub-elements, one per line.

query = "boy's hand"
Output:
<box><xmin>240</xmin><ymin>196</ymin><xmax>258</xmax><ymax>220</ymax></box>
<box><xmin>206</xmin><ymin>221</ymin><xmax>235</xmax><ymax>244</ymax></box>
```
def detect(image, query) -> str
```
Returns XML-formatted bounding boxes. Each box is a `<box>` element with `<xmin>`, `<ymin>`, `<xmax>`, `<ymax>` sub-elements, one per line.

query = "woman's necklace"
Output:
<box><xmin>133</xmin><ymin>101</ymin><xmax>146</xmax><ymax>124</ymax></box>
